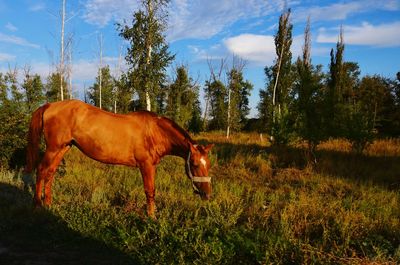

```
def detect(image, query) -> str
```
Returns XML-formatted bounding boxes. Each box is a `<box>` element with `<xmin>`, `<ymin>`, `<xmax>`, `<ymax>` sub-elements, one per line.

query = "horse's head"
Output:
<box><xmin>186</xmin><ymin>143</ymin><xmax>214</xmax><ymax>200</ymax></box>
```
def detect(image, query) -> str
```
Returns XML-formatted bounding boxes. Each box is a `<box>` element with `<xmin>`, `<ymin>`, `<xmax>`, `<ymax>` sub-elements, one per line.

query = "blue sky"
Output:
<box><xmin>0</xmin><ymin>0</ymin><xmax>400</xmax><ymax>117</ymax></box>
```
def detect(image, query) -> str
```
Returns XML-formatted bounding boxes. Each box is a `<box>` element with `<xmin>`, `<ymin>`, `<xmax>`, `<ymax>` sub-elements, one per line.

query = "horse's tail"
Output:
<box><xmin>25</xmin><ymin>104</ymin><xmax>49</xmax><ymax>173</ymax></box>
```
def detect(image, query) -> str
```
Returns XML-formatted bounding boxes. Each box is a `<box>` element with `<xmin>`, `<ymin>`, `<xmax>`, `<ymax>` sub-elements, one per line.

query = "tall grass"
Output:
<box><xmin>1</xmin><ymin>133</ymin><xmax>399</xmax><ymax>264</ymax></box>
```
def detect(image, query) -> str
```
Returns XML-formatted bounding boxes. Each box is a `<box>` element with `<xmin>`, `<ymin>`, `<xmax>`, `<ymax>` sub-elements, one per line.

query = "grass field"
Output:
<box><xmin>1</xmin><ymin>133</ymin><xmax>399</xmax><ymax>264</ymax></box>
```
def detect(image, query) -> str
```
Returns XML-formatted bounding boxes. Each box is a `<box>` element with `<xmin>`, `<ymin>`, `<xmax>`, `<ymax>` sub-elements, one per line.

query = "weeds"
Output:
<box><xmin>1</xmin><ymin>133</ymin><xmax>399</xmax><ymax>264</ymax></box>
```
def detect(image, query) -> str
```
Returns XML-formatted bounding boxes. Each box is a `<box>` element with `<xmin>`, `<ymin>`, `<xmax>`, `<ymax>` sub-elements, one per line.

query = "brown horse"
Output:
<box><xmin>25</xmin><ymin>100</ymin><xmax>213</xmax><ymax>218</ymax></box>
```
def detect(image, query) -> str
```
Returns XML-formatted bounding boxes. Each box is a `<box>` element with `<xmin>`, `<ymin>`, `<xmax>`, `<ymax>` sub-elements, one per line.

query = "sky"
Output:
<box><xmin>0</xmin><ymin>0</ymin><xmax>400</xmax><ymax>117</ymax></box>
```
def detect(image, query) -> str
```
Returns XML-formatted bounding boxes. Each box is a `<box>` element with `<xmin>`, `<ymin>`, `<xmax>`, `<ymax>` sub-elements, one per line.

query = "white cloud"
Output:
<box><xmin>29</xmin><ymin>2</ymin><xmax>46</xmax><ymax>12</ymax></box>
<box><xmin>0</xmin><ymin>32</ymin><xmax>40</xmax><ymax>49</ymax></box>
<box><xmin>293</xmin><ymin>0</ymin><xmax>400</xmax><ymax>22</ymax></box>
<box><xmin>58</xmin><ymin>57</ymin><xmax>125</xmax><ymax>83</ymax></box>
<box><xmin>294</xmin><ymin>2</ymin><xmax>365</xmax><ymax>22</ymax></box>
<box><xmin>5</xmin><ymin>22</ymin><xmax>17</xmax><ymax>32</ymax></box>
<box><xmin>83</xmin><ymin>0</ymin><xmax>139</xmax><ymax>27</ymax></box>
<box><xmin>317</xmin><ymin>21</ymin><xmax>400</xmax><ymax>47</ymax></box>
<box><xmin>83</xmin><ymin>0</ymin><xmax>285</xmax><ymax>40</ymax></box>
<box><xmin>224</xmin><ymin>33</ymin><xmax>331</xmax><ymax>65</ymax></box>
<box><xmin>224</xmin><ymin>34</ymin><xmax>275</xmax><ymax>64</ymax></box>
<box><xmin>188</xmin><ymin>44</ymin><xmax>227</xmax><ymax>61</ymax></box>
<box><xmin>0</xmin><ymin>52</ymin><xmax>15</xmax><ymax>62</ymax></box>
<box><xmin>168</xmin><ymin>0</ymin><xmax>282</xmax><ymax>41</ymax></box>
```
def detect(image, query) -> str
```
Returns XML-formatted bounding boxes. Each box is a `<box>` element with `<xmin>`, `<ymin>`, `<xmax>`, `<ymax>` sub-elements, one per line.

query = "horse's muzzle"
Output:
<box><xmin>202</xmin><ymin>193</ymin><xmax>211</xmax><ymax>200</ymax></box>
<box><xmin>194</xmin><ymin>189</ymin><xmax>211</xmax><ymax>200</ymax></box>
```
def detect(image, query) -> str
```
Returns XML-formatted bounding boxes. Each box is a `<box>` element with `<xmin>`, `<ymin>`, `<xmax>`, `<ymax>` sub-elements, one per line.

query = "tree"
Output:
<box><xmin>22</xmin><ymin>72</ymin><xmax>45</xmax><ymax>113</ymax></box>
<box><xmin>386</xmin><ymin>72</ymin><xmax>400</xmax><ymax>136</ymax></box>
<box><xmin>226</xmin><ymin>62</ymin><xmax>253</xmax><ymax>136</ymax></box>
<box><xmin>326</xmin><ymin>26</ymin><xmax>346</xmax><ymax>137</ymax></box>
<box><xmin>0</xmin><ymin>73</ymin><xmax>7</xmax><ymax>105</ymax></box>
<box><xmin>358</xmin><ymin>75</ymin><xmax>393</xmax><ymax>135</ymax></box>
<box><xmin>87</xmin><ymin>66</ymin><xmax>115</xmax><ymax>111</ymax></box>
<box><xmin>59</xmin><ymin>0</ymin><xmax>66</xmax><ymax>101</ymax></box>
<box><xmin>294</xmin><ymin>18</ymin><xmax>325</xmax><ymax>162</ymax></box>
<box><xmin>45</xmin><ymin>72</ymin><xmax>68</xmax><ymax>102</ymax></box>
<box><xmin>188</xmin><ymin>95</ymin><xmax>203</xmax><ymax>133</ymax></box>
<box><xmin>205</xmin><ymin>79</ymin><xmax>227</xmax><ymax>131</ymax></box>
<box><xmin>0</xmin><ymin>69</ymin><xmax>29</xmax><ymax>167</ymax></box>
<box><xmin>119</xmin><ymin>0</ymin><xmax>174</xmax><ymax>112</ymax></box>
<box><xmin>114</xmin><ymin>72</ymin><xmax>134</xmax><ymax>114</ymax></box>
<box><xmin>258</xmin><ymin>8</ymin><xmax>294</xmax><ymax>144</ymax></box>
<box><xmin>165</xmin><ymin>66</ymin><xmax>199</xmax><ymax>129</ymax></box>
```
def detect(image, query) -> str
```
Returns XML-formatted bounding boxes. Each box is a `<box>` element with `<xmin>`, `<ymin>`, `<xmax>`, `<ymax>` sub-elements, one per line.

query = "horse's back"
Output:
<box><xmin>41</xmin><ymin>100</ymin><xmax>163</xmax><ymax>166</ymax></box>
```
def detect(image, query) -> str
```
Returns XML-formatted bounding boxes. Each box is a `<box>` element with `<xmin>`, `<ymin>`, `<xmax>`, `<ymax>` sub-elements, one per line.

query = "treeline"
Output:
<box><xmin>258</xmin><ymin>10</ymin><xmax>400</xmax><ymax>157</ymax></box>
<box><xmin>1</xmin><ymin>3</ymin><xmax>400</xmax><ymax>167</ymax></box>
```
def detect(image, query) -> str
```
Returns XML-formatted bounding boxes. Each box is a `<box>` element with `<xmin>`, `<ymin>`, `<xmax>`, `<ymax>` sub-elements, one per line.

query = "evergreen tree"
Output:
<box><xmin>257</xmin><ymin>66</ymin><xmax>273</xmax><ymax>131</ymax></box>
<box><xmin>205</xmin><ymin>79</ymin><xmax>227</xmax><ymax>131</ymax></box>
<box><xmin>114</xmin><ymin>72</ymin><xmax>134</xmax><ymax>114</ymax></box>
<box><xmin>226</xmin><ymin>67</ymin><xmax>253</xmax><ymax>133</ymax></box>
<box><xmin>45</xmin><ymin>72</ymin><xmax>68</xmax><ymax>102</ymax></box>
<box><xmin>119</xmin><ymin>0</ymin><xmax>174</xmax><ymax>112</ymax></box>
<box><xmin>188</xmin><ymin>95</ymin><xmax>202</xmax><ymax>133</ymax></box>
<box><xmin>87</xmin><ymin>66</ymin><xmax>115</xmax><ymax>111</ymax></box>
<box><xmin>156</xmin><ymin>84</ymin><xmax>167</xmax><ymax>114</ymax></box>
<box><xmin>22</xmin><ymin>73</ymin><xmax>45</xmax><ymax>112</ymax></box>
<box><xmin>166</xmin><ymin>66</ymin><xmax>198</xmax><ymax>129</ymax></box>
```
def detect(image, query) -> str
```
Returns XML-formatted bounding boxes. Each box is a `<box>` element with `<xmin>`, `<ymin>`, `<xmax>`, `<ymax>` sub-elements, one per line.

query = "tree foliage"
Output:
<box><xmin>205</xmin><ymin>79</ymin><xmax>227</xmax><ymax>131</ymax></box>
<box><xmin>258</xmin><ymin>8</ymin><xmax>295</xmax><ymax>144</ymax></box>
<box><xmin>0</xmin><ymin>70</ymin><xmax>45</xmax><ymax>168</ymax></box>
<box><xmin>165</xmin><ymin>66</ymin><xmax>199</xmax><ymax>129</ymax></box>
<box><xmin>118</xmin><ymin>0</ymin><xmax>174</xmax><ymax>112</ymax></box>
<box><xmin>45</xmin><ymin>72</ymin><xmax>68</xmax><ymax>102</ymax></box>
<box><xmin>87</xmin><ymin>66</ymin><xmax>115</xmax><ymax>112</ymax></box>
<box><xmin>114</xmin><ymin>73</ymin><xmax>134</xmax><ymax>114</ymax></box>
<box><xmin>293</xmin><ymin>19</ymin><xmax>325</xmax><ymax>160</ymax></box>
<box><xmin>226</xmin><ymin>67</ymin><xmax>253</xmax><ymax>132</ymax></box>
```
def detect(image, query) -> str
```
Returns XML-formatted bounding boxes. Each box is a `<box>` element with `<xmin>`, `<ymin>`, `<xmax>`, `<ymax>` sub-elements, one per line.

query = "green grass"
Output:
<box><xmin>1</xmin><ymin>134</ymin><xmax>400</xmax><ymax>264</ymax></box>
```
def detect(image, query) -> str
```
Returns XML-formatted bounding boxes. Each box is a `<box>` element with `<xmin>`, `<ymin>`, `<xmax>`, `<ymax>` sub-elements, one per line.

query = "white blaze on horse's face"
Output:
<box><xmin>200</xmin><ymin>156</ymin><xmax>207</xmax><ymax>168</ymax></box>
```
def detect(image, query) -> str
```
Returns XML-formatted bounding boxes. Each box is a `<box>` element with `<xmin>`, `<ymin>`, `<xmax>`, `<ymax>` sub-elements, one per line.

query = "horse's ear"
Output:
<box><xmin>203</xmin><ymin>144</ymin><xmax>214</xmax><ymax>153</ymax></box>
<box><xmin>189</xmin><ymin>142</ymin><xmax>199</xmax><ymax>154</ymax></box>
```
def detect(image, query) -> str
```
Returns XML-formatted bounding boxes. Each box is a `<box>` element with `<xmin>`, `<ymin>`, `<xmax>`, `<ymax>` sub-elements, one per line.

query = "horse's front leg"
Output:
<box><xmin>139</xmin><ymin>162</ymin><xmax>156</xmax><ymax>219</ymax></box>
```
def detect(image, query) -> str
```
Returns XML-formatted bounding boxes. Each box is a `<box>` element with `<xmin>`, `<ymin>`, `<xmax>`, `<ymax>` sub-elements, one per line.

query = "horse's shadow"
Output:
<box><xmin>0</xmin><ymin>179</ymin><xmax>137</xmax><ymax>265</ymax></box>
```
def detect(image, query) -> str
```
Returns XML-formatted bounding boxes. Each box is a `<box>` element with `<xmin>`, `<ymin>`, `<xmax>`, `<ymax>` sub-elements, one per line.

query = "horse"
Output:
<box><xmin>24</xmin><ymin>100</ymin><xmax>214</xmax><ymax>218</ymax></box>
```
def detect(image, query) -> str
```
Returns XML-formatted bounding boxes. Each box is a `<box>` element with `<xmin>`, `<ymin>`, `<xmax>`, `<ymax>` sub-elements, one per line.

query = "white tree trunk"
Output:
<box><xmin>145</xmin><ymin>38</ymin><xmax>152</xmax><ymax>111</ymax></box>
<box><xmin>145</xmin><ymin>0</ymin><xmax>153</xmax><ymax>112</ymax></box>
<box><xmin>68</xmin><ymin>41</ymin><xmax>72</xmax><ymax>99</ymax></box>
<box><xmin>99</xmin><ymin>32</ymin><xmax>103</xmax><ymax>109</ymax></box>
<box><xmin>60</xmin><ymin>0</ymin><xmax>65</xmax><ymax>101</ymax></box>
<box><xmin>226</xmin><ymin>86</ymin><xmax>231</xmax><ymax>139</ymax></box>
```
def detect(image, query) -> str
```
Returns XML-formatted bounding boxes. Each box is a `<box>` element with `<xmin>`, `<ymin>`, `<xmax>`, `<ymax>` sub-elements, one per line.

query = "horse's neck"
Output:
<box><xmin>163</xmin><ymin>126</ymin><xmax>191</xmax><ymax>159</ymax></box>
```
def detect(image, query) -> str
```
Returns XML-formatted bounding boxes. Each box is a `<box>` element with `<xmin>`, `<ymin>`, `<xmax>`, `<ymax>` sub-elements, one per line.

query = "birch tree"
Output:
<box><xmin>119</xmin><ymin>0</ymin><xmax>174</xmax><ymax>112</ymax></box>
<box><xmin>59</xmin><ymin>0</ymin><xmax>65</xmax><ymax>101</ymax></box>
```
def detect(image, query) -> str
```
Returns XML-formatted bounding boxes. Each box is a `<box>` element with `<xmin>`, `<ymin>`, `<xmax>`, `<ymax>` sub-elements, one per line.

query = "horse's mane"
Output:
<box><xmin>128</xmin><ymin>110</ymin><xmax>196</xmax><ymax>146</ymax></box>
<box><xmin>157</xmin><ymin>115</ymin><xmax>196</xmax><ymax>145</ymax></box>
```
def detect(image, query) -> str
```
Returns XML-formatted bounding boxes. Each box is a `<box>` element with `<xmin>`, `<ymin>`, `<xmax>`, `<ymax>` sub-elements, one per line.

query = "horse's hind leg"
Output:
<box><xmin>34</xmin><ymin>145</ymin><xmax>70</xmax><ymax>207</ymax></box>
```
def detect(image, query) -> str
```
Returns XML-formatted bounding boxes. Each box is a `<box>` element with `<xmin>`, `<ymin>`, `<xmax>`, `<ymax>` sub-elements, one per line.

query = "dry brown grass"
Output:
<box><xmin>1</xmin><ymin>132</ymin><xmax>399</xmax><ymax>264</ymax></box>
